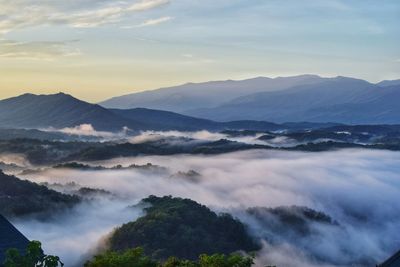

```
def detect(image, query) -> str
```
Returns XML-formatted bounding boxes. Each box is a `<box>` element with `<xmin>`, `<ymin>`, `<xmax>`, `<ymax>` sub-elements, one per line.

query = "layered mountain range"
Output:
<box><xmin>1</xmin><ymin>75</ymin><xmax>399</xmax><ymax>132</ymax></box>
<box><xmin>101</xmin><ymin>75</ymin><xmax>400</xmax><ymax>124</ymax></box>
<box><xmin>0</xmin><ymin>92</ymin><xmax>328</xmax><ymax>132</ymax></box>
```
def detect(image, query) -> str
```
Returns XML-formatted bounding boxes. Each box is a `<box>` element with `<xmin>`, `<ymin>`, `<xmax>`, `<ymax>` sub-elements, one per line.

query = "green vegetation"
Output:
<box><xmin>109</xmin><ymin>196</ymin><xmax>260</xmax><ymax>260</ymax></box>
<box><xmin>4</xmin><ymin>241</ymin><xmax>63</xmax><ymax>267</ymax></box>
<box><xmin>85</xmin><ymin>247</ymin><xmax>254</xmax><ymax>267</ymax></box>
<box><xmin>84</xmin><ymin>248</ymin><xmax>156</xmax><ymax>267</ymax></box>
<box><xmin>54</xmin><ymin>162</ymin><xmax>167</xmax><ymax>173</ymax></box>
<box><xmin>288</xmin><ymin>141</ymin><xmax>363</xmax><ymax>152</ymax></box>
<box><xmin>0</xmin><ymin>171</ymin><xmax>80</xmax><ymax>217</ymax></box>
<box><xmin>247</xmin><ymin>206</ymin><xmax>337</xmax><ymax>237</ymax></box>
<box><xmin>71</xmin><ymin>140</ymin><xmax>266</xmax><ymax>162</ymax></box>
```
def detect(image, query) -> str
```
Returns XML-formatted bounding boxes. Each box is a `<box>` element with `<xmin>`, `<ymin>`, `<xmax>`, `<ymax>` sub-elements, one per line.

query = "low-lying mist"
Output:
<box><xmin>128</xmin><ymin>130</ymin><xmax>301</xmax><ymax>147</ymax></box>
<box><xmin>42</xmin><ymin>124</ymin><xmax>306</xmax><ymax>147</ymax></box>
<box><xmin>11</xmin><ymin>149</ymin><xmax>400</xmax><ymax>267</ymax></box>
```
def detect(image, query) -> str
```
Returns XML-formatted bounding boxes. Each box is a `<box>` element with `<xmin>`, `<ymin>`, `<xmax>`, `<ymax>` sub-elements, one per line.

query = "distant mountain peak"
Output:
<box><xmin>9</xmin><ymin>92</ymin><xmax>88</xmax><ymax>106</ymax></box>
<box><xmin>0</xmin><ymin>92</ymin><xmax>134</xmax><ymax>131</ymax></box>
<box><xmin>11</xmin><ymin>92</ymin><xmax>75</xmax><ymax>100</ymax></box>
<box><xmin>377</xmin><ymin>79</ymin><xmax>400</xmax><ymax>87</ymax></box>
<box><xmin>274</xmin><ymin>74</ymin><xmax>321</xmax><ymax>79</ymax></box>
<box><xmin>333</xmin><ymin>75</ymin><xmax>363</xmax><ymax>81</ymax></box>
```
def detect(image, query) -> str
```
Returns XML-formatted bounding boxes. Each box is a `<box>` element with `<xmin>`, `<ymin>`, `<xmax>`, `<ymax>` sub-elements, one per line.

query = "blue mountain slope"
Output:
<box><xmin>185</xmin><ymin>77</ymin><xmax>400</xmax><ymax>124</ymax></box>
<box><xmin>100</xmin><ymin>75</ymin><xmax>324</xmax><ymax>111</ymax></box>
<box><xmin>0</xmin><ymin>94</ymin><xmax>285</xmax><ymax>132</ymax></box>
<box><xmin>0</xmin><ymin>215</ymin><xmax>29</xmax><ymax>264</ymax></box>
<box><xmin>0</xmin><ymin>93</ymin><xmax>141</xmax><ymax>131</ymax></box>
<box><xmin>377</xmin><ymin>79</ymin><xmax>400</xmax><ymax>87</ymax></box>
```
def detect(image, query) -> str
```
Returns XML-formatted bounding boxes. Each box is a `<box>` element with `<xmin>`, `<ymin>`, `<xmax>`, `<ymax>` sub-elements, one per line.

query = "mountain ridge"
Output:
<box><xmin>98</xmin><ymin>74</ymin><xmax>400</xmax><ymax>124</ymax></box>
<box><xmin>0</xmin><ymin>92</ymin><xmax>140</xmax><ymax>131</ymax></box>
<box><xmin>2</xmin><ymin>74</ymin><xmax>400</xmax><ymax>130</ymax></box>
<box><xmin>0</xmin><ymin>93</ymin><xmax>293</xmax><ymax>132</ymax></box>
<box><xmin>183</xmin><ymin>77</ymin><xmax>400</xmax><ymax>123</ymax></box>
<box><xmin>99</xmin><ymin>74</ymin><xmax>327</xmax><ymax>111</ymax></box>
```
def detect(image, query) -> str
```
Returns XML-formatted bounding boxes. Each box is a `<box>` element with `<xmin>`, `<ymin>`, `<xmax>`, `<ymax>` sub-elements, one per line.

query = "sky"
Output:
<box><xmin>0</xmin><ymin>0</ymin><xmax>399</xmax><ymax>102</ymax></box>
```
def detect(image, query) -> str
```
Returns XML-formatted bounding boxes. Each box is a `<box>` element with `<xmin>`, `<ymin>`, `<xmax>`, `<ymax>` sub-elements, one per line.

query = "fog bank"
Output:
<box><xmin>15</xmin><ymin>149</ymin><xmax>400</xmax><ymax>267</ymax></box>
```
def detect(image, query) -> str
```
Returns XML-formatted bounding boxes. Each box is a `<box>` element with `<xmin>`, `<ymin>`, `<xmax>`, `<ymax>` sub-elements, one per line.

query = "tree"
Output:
<box><xmin>109</xmin><ymin>196</ymin><xmax>260</xmax><ymax>260</ymax></box>
<box><xmin>4</xmin><ymin>241</ymin><xmax>63</xmax><ymax>267</ymax></box>
<box><xmin>84</xmin><ymin>247</ymin><xmax>157</xmax><ymax>267</ymax></box>
<box><xmin>161</xmin><ymin>257</ymin><xmax>198</xmax><ymax>267</ymax></box>
<box><xmin>198</xmin><ymin>254</ymin><xmax>254</xmax><ymax>267</ymax></box>
<box><xmin>85</xmin><ymin>248</ymin><xmax>255</xmax><ymax>267</ymax></box>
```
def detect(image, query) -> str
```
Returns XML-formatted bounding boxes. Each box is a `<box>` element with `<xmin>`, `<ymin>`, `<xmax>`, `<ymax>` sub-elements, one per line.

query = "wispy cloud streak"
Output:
<box><xmin>122</xmin><ymin>16</ymin><xmax>173</xmax><ymax>28</ymax></box>
<box><xmin>0</xmin><ymin>39</ymin><xmax>80</xmax><ymax>60</ymax></box>
<box><xmin>0</xmin><ymin>0</ymin><xmax>171</xmax><ymax>33</ymax></box>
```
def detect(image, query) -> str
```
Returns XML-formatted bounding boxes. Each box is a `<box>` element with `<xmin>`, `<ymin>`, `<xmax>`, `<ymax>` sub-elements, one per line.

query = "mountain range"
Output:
<box><xmin>100</xmin><ymin>75</ymin><xmax>325</xmax><ymax>112</ymax></box>
<box><xmin>101</xmin><ymin>75</ymin><xmax>400</xmax><ymax>124</ymax></box>
<box><xmin>0</xmin><ymin>75</ymin><xmax>400</xmax><ymax>132</ymax></box>
<box><xmin>0</xmin><ymin>93</ymin><xmax>290</xmax><ymax>132</ymax></box>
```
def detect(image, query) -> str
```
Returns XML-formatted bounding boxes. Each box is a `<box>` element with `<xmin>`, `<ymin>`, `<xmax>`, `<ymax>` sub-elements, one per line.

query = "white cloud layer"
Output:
<box><xmin>13</xmin><ymin>149</ymin><xmax>400</xmax><ymax>267</ymax></box>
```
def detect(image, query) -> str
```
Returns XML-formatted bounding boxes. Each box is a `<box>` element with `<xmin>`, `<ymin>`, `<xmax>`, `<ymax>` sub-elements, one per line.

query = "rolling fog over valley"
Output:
<box><xmin>1</xmin><ymin>145</ymin><xmax>400</xmax><ymax>266</ymax></box>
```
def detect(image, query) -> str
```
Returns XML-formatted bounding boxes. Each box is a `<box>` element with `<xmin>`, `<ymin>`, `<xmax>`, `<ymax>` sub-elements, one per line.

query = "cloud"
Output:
<box><xmin>0</xmin><ymin>39</ymin><xmax>81</xmax><ymax>60</ymax></box>
<box><xmin>129</xmin><ymin>130</ymin><xmax>226</xmax><ymax>144</ymax></box>
<box><xmin>43</xmin><ymin>124</ymin><xmax>130</xmax><ymax>139</ymax></box>
<box><xmin>127</xmin><ymin>0</ymin><xmax>170</xmax><ymax>12</ymax></box>
<box><xmin>15</xmin><ymin>149</ymin><xmax>400</xmax><ymax>266</ymax></box>
<box><xmin>0</xmin><ymin>0</ymin><xmax>171</xmax><ymax>33</ymax></box>
<box><xmin>128</xmin><ymin>130</ymin><xmax>323</xmax><ymax>147</ymax></box>
<box><xmin>123</xmin><ymin>16</ymin><xmax>173</xmax><ymax>28</ymax></box>
<box><xmin>179</xmin><ymin>53</ymin><xmax>216</xmax><ymax>64</ymax></box>
<box><xmin>0</xmin><ymin>153</ymin><xmax>31</xmax><ymax>167</ymax></box>
<box><xmin>136</xmin><ymin>16</ymin><xmax>174</xmax><ymax>27</ymax></box>
<box><xmin>14</xmin><ymin>199</ymin><xmax>143</xmax><ymax>267</ymax></box>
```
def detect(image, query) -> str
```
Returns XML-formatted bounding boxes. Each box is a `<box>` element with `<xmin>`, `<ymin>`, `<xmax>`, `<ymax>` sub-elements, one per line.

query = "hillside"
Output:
<box><xmin>377</xmin><ymin>79</ymin><xmax>400</xmax><ymax>87</ymax></box>
<box><xmin>0</xmin><ymin>171</ymin><xmax>80</xmax><ymax>217</ymax></box>
<box><xmin>0</xmin><ymin>215</ymin><xmax>30</xmax><ymax>264</ymax></box>
<box><xmin>0</xmin><ymin>93</ymin><xmax>148</xmax><ymax>131</ymax></box>
<box><xmin>108</xmin><ymin>196</ymin><xmax>260</xmax><ymax>260</ymax></box>
<box><xmin>110</xmin><ymin>108</ymin><xmax>221</xmax><ymax>131</ymax></box>
<box><xmin>0</xmin><ymin>94</ymin><xmax>286</xmax><ymax>132</ymax></box>
<box><xmin>186</xmin><ymin>77</ymin><xmax>400</xmax><ymax>124</ymax></box>
<box><xmin>111</xmin><ymin>108</ymin><xmax>283</xmax><ymax>131</ymax></box>
<box><xmin>100</xmin><ymin>75</ymin><xmax>400</xmax><ymax>124</ymax></box>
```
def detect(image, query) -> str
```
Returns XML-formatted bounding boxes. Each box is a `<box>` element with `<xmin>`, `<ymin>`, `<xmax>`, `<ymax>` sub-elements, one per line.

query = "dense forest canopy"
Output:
<box><xmin>0</xmin><ymin>171</ymin><xmax>80</xmax><ymax>218</ymax></box>
<box><xmin>109</xmin><ymin>196</ymin><xmax>260</xmax><ymax>260</ymax></box>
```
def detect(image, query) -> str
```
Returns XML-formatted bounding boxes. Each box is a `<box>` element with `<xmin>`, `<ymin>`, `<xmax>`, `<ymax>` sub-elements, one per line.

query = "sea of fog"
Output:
<box><xmin>9</xmin><ymin>149</ymin><xmax>400</xmax><ymax>267</ymax></box>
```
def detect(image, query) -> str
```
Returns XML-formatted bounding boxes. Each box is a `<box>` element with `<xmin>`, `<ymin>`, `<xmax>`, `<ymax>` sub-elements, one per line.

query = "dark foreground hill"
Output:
<box><xmin>0</xmin><ymin>215</ymin><xmax>30</xmax><ymax>264</ymax></box>
<box><xmin>108</xmin><ymin>196</ymin><xmax>260</xmax><ymax>260</ymax></box>
<box><xmin>0</xmin><ymin>171</ymin><xmax>80</xmax><ymax>218</ymax></box>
